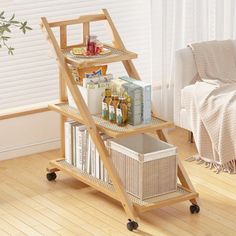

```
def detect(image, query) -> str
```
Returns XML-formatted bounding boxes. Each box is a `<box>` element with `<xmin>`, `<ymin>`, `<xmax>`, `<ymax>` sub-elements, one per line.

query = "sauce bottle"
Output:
<box><xmin>116</xmin><ymin>97</ymin><xmax>128</xmax><ymax>126</ymax></box>
<box><xmin>109</xmin><ymin>95</ymin><xmax>119</xmax><ymax>123</ymax></box>
<box><xmin>102</xmin><ymin>88</ymin><xmax>112</xmax><ymax>120</ymax></box>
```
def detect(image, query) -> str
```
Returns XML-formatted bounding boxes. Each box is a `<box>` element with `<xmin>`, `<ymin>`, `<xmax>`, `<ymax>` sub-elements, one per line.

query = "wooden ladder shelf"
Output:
<box><xmin>40</xmin><ymin>9</ymin><xmax>199</xmax><ymax>231</ymax></box>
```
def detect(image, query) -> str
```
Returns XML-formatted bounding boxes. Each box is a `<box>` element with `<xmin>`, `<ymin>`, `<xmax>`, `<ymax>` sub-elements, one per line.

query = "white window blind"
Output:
<box><xmin>0</xmin><ymin>0</ymin><xmax>151</xmax><ymax>110</ymax></box>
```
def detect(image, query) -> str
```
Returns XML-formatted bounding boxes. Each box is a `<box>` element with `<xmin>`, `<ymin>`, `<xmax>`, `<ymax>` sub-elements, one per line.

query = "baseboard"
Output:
<box><xmin>0</xmin><ymin>138</ymin><xmax>60</xmax><ymax>160</ymax></box>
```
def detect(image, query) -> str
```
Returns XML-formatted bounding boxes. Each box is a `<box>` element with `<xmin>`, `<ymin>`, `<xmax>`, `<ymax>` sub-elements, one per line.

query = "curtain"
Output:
<box><xmin>151</xmin><ymin>0</ymin><xmax>236</xmax><ymax>120</ymax></box>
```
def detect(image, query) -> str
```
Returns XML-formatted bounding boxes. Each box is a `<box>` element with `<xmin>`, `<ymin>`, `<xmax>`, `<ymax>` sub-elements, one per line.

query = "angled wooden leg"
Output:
<box><xmin>178</xmin><ymin>159</ymin><xmax>199</xmax><ymax>205</ymax></box>
<box><xmin>156</xmin><ymin>130</ymin><xmax>167</xmax><ymax>142</ymax></box>
<box><xmin>156</xmin><ymin>129</ymin><xmax>199</xmax><ymax>205</ymax></box>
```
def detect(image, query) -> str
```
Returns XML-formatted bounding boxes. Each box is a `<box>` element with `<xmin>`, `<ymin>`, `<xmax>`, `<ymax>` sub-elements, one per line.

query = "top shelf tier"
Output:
<box><xmin>62</xmin><ymin>44</ymin><xmax>138</xmax><ymax>68</ymax></box>
<box><xmin>49</xmin><ymin>103</ymin><xmax>173</xmax><ymax>138</ymax></box>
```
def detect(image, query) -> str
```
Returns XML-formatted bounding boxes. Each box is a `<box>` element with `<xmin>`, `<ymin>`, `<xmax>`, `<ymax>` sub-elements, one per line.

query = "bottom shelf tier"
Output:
<box><xmin>48</xmin><ymin>159</ymin><xmax>198</xmax><ymax>213</ymax></box>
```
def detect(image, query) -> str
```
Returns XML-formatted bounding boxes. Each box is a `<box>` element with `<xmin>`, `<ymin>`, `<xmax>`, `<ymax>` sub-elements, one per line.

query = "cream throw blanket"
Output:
<box><xmin>187</xmin><ymin>40</ymin><xmax>236</xmax><ymax>173</ymax></box>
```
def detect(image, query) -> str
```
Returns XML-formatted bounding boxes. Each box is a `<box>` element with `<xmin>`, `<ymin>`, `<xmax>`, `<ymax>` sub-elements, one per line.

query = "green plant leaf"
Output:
<box><xmin>2</xmin><ymin>24</ymin><xmax>11</xmax><ymax>33</ymax></box>
<box><xmin>8</xmin><ymin>47</ymin><xmax>14</xmax><ymax>55</ymax></box>
<box><xmin>21</xmin><ymin>21</ymin><xmax>27</xmax><ymax>27</ymax></box>
<box><xmin>1</xmin><ymin>36</ymin><xmax>10</xmax><ymax>40</ymax></box>
<box><xmin>4</xmin><ymin>27</ymin><xmax>11</xmax><ymax>33</ymax></box>
<box><xmin>10</xmin><ymin>13</ymin><xmax>15</xmax><ymax>21</ymax></box>
<box><xmin>25</xmin><ymin>26</ymin><xmax>32</xmax><ymax>30</ymax></box>
<box><xmin>0</xmin><ymin>11</ymin><xmax>5</xmax><ymax>19</ymax></box>
<box><xmin>10</xmin><ymin>20</ymin><xmax>19</xmax><ymax>24</ymax></box>
<box><xmin>0</xmin><ymin>12</ymin><xmax>32</xmax><ymax>55</ymax></box>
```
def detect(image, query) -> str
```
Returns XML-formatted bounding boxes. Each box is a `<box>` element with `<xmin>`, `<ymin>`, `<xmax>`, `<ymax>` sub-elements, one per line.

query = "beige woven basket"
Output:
<box><xmin>107</xmin><ymin>134</ymin><xmax>177</xmax><ymax>200</ymax></box>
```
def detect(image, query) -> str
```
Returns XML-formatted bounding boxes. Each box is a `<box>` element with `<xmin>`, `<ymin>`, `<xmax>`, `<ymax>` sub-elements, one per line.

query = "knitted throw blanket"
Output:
<box><xmin>186</xmin><ymin>40</ymin><xmax>236</xmax><ymax>173</ymax></box>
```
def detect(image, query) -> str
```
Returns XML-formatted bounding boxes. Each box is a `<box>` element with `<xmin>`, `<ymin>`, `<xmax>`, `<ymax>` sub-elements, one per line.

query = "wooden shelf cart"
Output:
<box><xmin>41</xmin><ymin>9</ymin><xmax>199</xmax><ymax>231</ymax></box>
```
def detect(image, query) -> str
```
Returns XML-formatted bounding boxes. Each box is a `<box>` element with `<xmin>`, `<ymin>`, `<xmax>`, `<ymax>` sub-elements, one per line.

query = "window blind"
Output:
<box><xmin>0</xmin><ymin>0</ymin><xmax>151</xmax><ymax>110</ymax></box>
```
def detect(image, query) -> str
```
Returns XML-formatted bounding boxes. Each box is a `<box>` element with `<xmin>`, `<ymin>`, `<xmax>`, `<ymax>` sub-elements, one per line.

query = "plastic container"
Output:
<box><xmin>107</xmin><ymin>134</ymin><xmax>177</xmax><ymax>200</ymax></box>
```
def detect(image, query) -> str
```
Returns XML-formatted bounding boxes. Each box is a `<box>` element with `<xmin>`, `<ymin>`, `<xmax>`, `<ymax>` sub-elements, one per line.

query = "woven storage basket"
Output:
<box><xmin>107</xmin><ymin>134</ymin><xmax>177</xmax><ymax>200</ymax></box>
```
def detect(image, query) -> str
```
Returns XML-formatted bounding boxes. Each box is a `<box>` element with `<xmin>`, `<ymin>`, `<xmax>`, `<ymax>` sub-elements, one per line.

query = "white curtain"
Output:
<box><xmin>151</xmin><ymin>0</ymin><xmax>236</xmax><ymax>120</ymax></box>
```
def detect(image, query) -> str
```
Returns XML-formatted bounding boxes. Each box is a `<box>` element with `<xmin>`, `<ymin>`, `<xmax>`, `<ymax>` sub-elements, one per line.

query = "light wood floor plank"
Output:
<box><xmin>0</xmin><ymin>184</ymin><xmax>63</xmax><ymax>232</ymax></box>
<box><xmin>33</xmin><ymin>225</ymin><xmax>59</xmax><ymax>236</ymax></box>
<box><xmin>0</xmin><ymin>228</ymin><xmax>10</xmax><ymax>236</ymax></box>
<box><xmin>0</xmin><ymin>208</ymin><xmax>41</xmax><ymax>236</ymax></box>
<box><xmin>0</xmin><ymin>218</ymin><xmax>26</xmax><ymax>236</ymax></box>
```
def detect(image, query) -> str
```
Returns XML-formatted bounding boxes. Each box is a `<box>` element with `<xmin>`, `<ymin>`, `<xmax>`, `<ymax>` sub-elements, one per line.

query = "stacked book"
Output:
<box><xmin>64</xmin><ymin>121</ymin><xmax>110</xmax><ymax>182</ymax></box>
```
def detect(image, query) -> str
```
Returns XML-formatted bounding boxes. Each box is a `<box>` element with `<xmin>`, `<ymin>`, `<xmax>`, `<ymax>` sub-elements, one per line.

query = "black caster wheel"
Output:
<box><xmin>190</xmin><ymin>204</ymin><xmax>200</xmax><ymax>214</ymax></box>
<box><xmin>127</xmin><ymin>219</ymin><xmax>139</xmax><ymax>231</ymax></box>
<box><xmin>46</xmin><ymin>172</ymin><xmax>57</xmax><ymax>181</ymax></box>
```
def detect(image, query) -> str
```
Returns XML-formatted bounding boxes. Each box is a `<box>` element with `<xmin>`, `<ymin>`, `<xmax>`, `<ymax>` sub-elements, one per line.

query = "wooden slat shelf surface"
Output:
<box><xmin>50</xmin><ymin>159</ymin><xmax>198</xmax><ymax>213</ymax></box>
<box><xmin>62</xmin><ymin>44</ymin><xmax>138</xmax><ymax>68</ymax></box>
<box><xmin>49</xmin><ymin>103</ymin><xmax>173</xmax><ymax>138</ymax></box>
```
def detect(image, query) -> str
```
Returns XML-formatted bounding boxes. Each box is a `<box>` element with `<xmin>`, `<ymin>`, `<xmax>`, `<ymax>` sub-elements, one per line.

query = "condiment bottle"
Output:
<box><xmin>102</xmin><ymin>88</ymin><xmax>112</xmax><ymax>120</ymax></box>
<box><xmin>109</xmin><ymin>95</ymin><xmax>119</xmax><ymax>123</ymax></box>
<box><xmin>116</xmin><ymin>97</ymin><xmax>128</xmax><ymax>126</ymax></box>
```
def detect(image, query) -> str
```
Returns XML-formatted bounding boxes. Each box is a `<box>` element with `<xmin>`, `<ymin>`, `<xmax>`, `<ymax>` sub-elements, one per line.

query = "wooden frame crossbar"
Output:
<box><xmin>40</xmin><ymin>8</ymin><xmax>199</xmax><ymax>228</ymax></box>
<box><xmin>49</xmin><ymin>14</ymin><xmax>106</xmax><ymax>27</ymax></box>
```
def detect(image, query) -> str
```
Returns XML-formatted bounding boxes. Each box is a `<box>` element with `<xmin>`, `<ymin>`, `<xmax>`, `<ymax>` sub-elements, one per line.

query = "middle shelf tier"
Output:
<box><xmin>49</xmin><ymin>102</ymin><xmax>174</xmax><ymax>138</ymax></box>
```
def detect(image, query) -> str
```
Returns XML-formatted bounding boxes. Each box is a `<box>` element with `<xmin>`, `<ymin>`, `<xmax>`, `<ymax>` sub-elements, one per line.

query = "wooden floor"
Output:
<box><xmin>0</xmin><ymin>128</ymin><xmax>235</xmax><ymax>236</ymax></box>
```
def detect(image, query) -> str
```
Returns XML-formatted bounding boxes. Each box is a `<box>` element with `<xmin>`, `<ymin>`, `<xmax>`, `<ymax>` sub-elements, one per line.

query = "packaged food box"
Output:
<box><xmin>119</xmin><ymin>76</ymin><xmax>152</xmax><ymax>124</ymax></box>
<box><xmin>122</xmin><ymin>83</ymin><xmax>142</xmax><ymax>125</ymax></box>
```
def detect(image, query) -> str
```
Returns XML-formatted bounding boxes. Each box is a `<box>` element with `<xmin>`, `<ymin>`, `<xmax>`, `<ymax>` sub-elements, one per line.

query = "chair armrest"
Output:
<box><xmin>174</xmin><ymin>47</ymin><xmax>197</xmax><ymax>126</ymax></box>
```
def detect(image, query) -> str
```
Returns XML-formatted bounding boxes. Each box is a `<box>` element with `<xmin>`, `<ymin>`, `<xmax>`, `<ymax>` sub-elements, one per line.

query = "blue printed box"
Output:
<box><xmin>119</xmin><ymin>76</ymin><xmax>152</xmax><ymax>124</ymax></box>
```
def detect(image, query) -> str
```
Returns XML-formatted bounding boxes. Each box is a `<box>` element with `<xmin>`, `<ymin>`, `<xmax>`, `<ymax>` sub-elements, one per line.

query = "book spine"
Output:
<box><xmin>76</xmin><ymin>126</ymin><xmax>83</xmax><ymax>170</ymax></box>
<box><xmin>95</xmin><ymin>149</ymin><xmax>100</xmax><ymax>179</ymax></box>
<box><xmin>65</xmin><ymin>122</ymin><xmax>72</xmax><ymax>164</ymax></box>
<box><xmin>100</xmin><ymin>159</ymin><xmax>104</xmax><ymax>181</ymax></box>
<box><xmin>90</xmin><ymin>138</ymin><xmax>96</xmax><ymax>177</ymax></box>
<box><xmin>72</xmin><ymin>125</ymin><xmax>76</xmax><ymax>166</ymax></box>
<box><xmin>81</xmin><ymin>130</ymin><xmax>87</xmax><ymax>172</ymax></box>
<box><xmin>103</xmin><ymin>139</ymin><xmax>109</xmax><ymax>183</ymax></box>
<box><xmin>86</xmin><ymin>130</ymin><xmax>91</xmax><ymax>174</ymax></box>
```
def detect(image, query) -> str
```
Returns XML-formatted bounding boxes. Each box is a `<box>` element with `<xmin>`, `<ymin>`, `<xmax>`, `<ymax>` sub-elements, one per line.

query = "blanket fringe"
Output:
<box><xmin>185</xmin><ymin>155</ymin><xmax>236</xmax><ymax>174</ymax></box>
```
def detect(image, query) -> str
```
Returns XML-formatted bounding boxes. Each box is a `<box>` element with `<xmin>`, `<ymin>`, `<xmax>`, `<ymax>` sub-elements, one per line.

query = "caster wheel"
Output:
<box><xmin>46</xmin><ymin>172</ymin><xmax>57</xmax><ymax>181</ymax></box>
<box><xmin>190</xmin><ymin>204</ymin><xmax>200</xmax><ymax>214</ymax></box>
<box><xmin>127</xmin><ymin>219</ymin><xmax>139</xmax><ymax>231</ymax></box>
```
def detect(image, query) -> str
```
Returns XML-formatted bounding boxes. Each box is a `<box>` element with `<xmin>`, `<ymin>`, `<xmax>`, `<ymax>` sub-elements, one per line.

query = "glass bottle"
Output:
<box><xmin>86</xmin><ymin>35</ymin><xmax>97</xmax><ymax>56</ymax></box>
<box><xmin>109</xmin><ymin>95</ymin><xmax>119</xmax><ymax>123</ymax></box>
<box><xmin>116</xmin><ymin>97</ymin><xmax>128</xmax><ymax>126</ymax></box>
<box><xmin>102</xmin><ymin>88</ymin><xmax>112</xmax><ymax>120</ymax></box>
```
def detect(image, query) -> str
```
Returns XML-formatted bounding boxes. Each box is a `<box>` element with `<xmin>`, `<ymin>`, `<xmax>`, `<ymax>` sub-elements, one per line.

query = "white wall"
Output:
<box><xmin>0</xmin><ymin>112</ymin><xmax>60</xmax><ymax>160</ymax></box>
